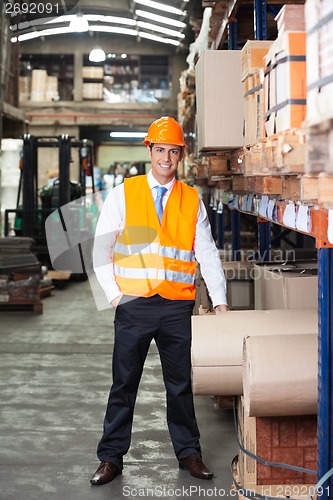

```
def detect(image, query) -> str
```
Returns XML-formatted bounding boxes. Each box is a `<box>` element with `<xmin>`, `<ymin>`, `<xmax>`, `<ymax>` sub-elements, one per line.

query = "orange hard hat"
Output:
<box><xmin>142</xmin><ymin>116</ymin><xmax>186</xmax><ymax>147</ymax></box>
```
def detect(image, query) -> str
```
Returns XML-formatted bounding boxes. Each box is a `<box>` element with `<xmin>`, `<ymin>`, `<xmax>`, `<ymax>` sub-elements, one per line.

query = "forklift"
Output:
<box><xmin>4</xmin><ymin>134</ymin><xmax>96</xmax><ymax>269</ymax></box>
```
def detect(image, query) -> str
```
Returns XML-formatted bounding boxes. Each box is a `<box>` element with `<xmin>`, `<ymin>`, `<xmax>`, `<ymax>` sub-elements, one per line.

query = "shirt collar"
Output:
<box><xmin>147</xmin><ymin>170</ymin><xmax>175</xmax><ymax>192</ymax></box>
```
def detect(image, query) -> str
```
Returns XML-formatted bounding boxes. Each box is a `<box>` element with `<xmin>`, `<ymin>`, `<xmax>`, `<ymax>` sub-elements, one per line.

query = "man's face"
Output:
<box><xmin>148</xmin><ymin>143</ymin><xmax>183</xmax><ymax>185</ymax></box>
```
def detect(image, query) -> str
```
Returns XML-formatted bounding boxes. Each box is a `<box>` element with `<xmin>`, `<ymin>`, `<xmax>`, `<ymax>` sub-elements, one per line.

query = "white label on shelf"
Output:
<box><xmin>246</xmin><ymin>194</ymin><xmax>253</xmax><ymax>212</ymax></box>
<box><xmin>328</xmin><ymin>210</ymin><xmax>333</xmax><ymax>244</ymax></box>
<box><xmin>259</xmin><ymin>195</ymin><xmax>269</xmax><ymax>218</ymax></box>
<box><xmin>296</xmin><ymin>205</ymin><xmax>311</xmax><ymax>233</ymax></box>
<box><xmin>283</xmin><ymin>202</ymin><xmax>296</xmax><ymax>229</ymax></box>
<box><xmin>267</xmin><ymin>199</ymin><xmax>276</xmax><ymax>221</ymax></box>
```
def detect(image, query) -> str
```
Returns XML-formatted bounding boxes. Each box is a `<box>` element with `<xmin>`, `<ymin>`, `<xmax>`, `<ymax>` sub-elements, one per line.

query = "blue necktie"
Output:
<box><xmin>154</xmin><ymin>186</ymin><xmax>167</xmax><ymax>224</ymax></box>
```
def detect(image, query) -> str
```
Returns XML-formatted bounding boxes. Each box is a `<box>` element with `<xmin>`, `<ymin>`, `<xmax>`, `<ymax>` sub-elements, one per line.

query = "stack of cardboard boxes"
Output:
<box><xmin>19</xmin><ymin>69</ymin><xmax>59</xmax><ymax>103</ymax></box>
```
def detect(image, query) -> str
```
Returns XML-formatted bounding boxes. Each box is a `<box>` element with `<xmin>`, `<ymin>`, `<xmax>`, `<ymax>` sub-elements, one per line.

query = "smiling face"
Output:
<box><xmin>148</xmin><ymin>143</ymin><xmax>183</xmax><ymax>185</ymax></box>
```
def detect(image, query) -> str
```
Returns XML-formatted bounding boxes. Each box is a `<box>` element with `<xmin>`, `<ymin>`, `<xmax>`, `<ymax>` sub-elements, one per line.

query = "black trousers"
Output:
<box><xmin>97</xmin><ymin>294</ymin><xmax>201</xmax><ymax>470</ymax></box>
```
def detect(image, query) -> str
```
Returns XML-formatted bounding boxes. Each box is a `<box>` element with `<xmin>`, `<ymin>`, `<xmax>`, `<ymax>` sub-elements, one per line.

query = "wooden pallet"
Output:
<box><xmin>0</xmin><ymin>301</ymin><xmax>43</xmax><ymax>314</ymax></box>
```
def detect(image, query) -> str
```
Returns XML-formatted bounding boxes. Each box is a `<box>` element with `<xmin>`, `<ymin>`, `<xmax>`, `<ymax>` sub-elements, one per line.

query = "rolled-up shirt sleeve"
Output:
<box><xmin>93</xmin><ymin>185</ymin><xmax>124</xmax><ymax>304</ymax></box>
<box><xmin>194</xmin><ymin>199</ymin><xmax>228</xmax><ymax>307</ymax></box>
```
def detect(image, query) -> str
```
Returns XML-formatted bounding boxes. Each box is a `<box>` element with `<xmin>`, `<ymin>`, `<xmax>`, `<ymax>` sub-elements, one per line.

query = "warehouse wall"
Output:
<box><xmin>97</xmin><ymin>144</ymin><xmax>150</xmax><ymax>170</ymax></box>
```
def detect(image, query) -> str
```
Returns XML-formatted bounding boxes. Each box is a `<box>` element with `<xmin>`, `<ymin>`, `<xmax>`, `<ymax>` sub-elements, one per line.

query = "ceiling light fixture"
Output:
<box><xmin>135</xmin><ymin>9</ymin><xmax>186</xmax><ymax>28</ymax></box>
<box><xmin>69</xmin><ymin>13</ymin><xmax>89</xmax><ymax>32</ymax></box>
<box><xmin>138</xmin><ymin>31</ymin><xmax>180</xmax><ymax>46</ymax></box>
<box><xmin>13</xmin><ymin>26</ymin><xmax>73</xmax><ymax>41</ymax></box>
<box><xmin>47</xmin><ymin>14</ymin><xmax>136</xmax><ymax>27</ymax></box>
<box><xmin>89</xmin><ymin>25</ymin><xmax>137</xmax><ymax>37</ymax></box>
<box><xmin>137</xmin><ymin>21</ymin><xmax>185</xmax><ymax>38</ymax></box>
<box><xmin>110</xmin><ymin>132</ymin><xmax>147</xmax><ymax>138</ymax></box>
<box><xmin>89</xmin><ymin>47</ymin><xmax>106</xmax><ymax>62</ymax></box>
<box><xmin>133</xmin><ymin>0</ymin><xmax>186</xmax><ymax>16</ymax></box>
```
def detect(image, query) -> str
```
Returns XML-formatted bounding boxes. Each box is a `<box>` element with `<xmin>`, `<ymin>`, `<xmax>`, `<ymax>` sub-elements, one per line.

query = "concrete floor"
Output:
<box><xmin>0</xmin><ymin>279</ymin><xmax>237</xmax><ymax>500</ymax></box>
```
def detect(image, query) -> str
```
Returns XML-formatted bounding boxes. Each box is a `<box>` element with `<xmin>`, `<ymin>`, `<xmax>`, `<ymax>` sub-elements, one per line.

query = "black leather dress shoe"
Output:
<box><xmin>179</xmin><ymin>454</ymin><xmax>213</xmax><ymax>479</ymax></box>
<box><xmin>90</xmin><ymin>461</ymin><xmax>121</xmax><ymax>485</ymax></box>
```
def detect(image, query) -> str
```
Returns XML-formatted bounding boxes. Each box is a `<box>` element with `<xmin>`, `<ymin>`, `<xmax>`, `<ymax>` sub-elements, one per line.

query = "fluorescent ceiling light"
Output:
<box><xmin>47</xmin><ymin>14</ymin><xmax>136</xmax><ymax>26</ymax></box>
<box><xmin>14</xmin><ymin>26</ymin><xmax>73</xmax><ymax>41</ymax></box>
<box><xmin>135</xmin><ymin>9</ymin><xmax>186</xmax><ymax>28</ymax></box>
<box><xmin>89</xmin><ymin>25</ymin><xmax>137</xmax><ymax>36</ymax></box>
<box><xmin>137</xmin><ymin>21</ymin><xmax>185</xmax><ymax>38</ymax></box>
<box><xmin>89</xmin><ymin>47</ymin><xmax>106</xmax><ymax>62</ymax></box>
<box><xmin>69</xmin><ymin>13</ymin><xmax>89</xmax><ymax>32</ymax></box>
<box><xmin>83</xmin><ymin>15</ymin><xmax>136</xmax><ymax>26</ymax></box>
<box><xmin>133</xmin><ymin>0</ymin><xmax>186</xmax><ymax>16</ymax></box>
<box><xmin>110</xmin><ymin>132</ymin><xmax>147</xmax><ymax>138</ymax></box>
<box><xmin>139</xmin><ymin>31</ymin><xmax>180</xmax><ymax>46</ymax></box>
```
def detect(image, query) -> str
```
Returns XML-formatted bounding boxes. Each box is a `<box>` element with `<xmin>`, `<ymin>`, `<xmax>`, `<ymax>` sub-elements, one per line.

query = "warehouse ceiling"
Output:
<box><xmin>8</xmin><ymin>0</ymin><xmax>203</xmax><ymax>53</ymax></box>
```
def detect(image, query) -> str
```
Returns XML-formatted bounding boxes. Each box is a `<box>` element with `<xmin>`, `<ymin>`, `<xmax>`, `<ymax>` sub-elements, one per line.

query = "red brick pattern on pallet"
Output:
<box><xmin>256</xmin><ymin>415</ymin><xmax>317</xmax><ymax>485</ymax></box>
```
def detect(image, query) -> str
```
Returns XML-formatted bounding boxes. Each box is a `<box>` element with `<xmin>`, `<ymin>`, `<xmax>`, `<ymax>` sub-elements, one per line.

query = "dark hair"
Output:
<box><xmin>149</xmin><ymin>143</ymin><xmax>184</xmax><ymax>153</ymax></box>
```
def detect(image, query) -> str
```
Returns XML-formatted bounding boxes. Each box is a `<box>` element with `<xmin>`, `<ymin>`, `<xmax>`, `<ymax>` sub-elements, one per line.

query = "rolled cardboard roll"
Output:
<box><xmin>243</xmin><ymin>334</ymin><xmax>318</xmax><ymax>416</ymax></box>
<box><xmin>191</xmin><ymin>309</ymin><xmax>318</xmax><ymax>396</ymax></box>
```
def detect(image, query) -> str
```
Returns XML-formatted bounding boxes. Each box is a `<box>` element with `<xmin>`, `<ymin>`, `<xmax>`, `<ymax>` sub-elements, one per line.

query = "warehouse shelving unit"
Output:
<box><xmin>199</xmin><ymin>0</ymin><xmax>333</xmax><ymax>497</ymax></box>
<box><xmin>219</xmin><ymin>189</ymin><xmax>333</xmax><ymax>497</ymax></box>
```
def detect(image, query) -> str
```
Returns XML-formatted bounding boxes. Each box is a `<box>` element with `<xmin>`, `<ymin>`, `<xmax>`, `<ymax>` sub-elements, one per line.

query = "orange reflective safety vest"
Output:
<box><xmin>114</xmin><ymin>175</ymin><xmax>199</xmax><ymax>300</ymax></box>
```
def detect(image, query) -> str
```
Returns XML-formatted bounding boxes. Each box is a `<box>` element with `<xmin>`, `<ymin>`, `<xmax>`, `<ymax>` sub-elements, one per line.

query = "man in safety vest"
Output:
<box><xmin>91</xmin><ymin>116</ymin><xmax>228</xmax><ymax>486</ymax></box>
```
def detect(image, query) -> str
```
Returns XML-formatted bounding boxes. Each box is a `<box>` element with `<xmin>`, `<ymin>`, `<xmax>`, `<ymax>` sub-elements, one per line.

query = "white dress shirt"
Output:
<box><xmin>93</xmin><ymin>171</ymin><xmax>227</xmax><ymax>307</ymax></box>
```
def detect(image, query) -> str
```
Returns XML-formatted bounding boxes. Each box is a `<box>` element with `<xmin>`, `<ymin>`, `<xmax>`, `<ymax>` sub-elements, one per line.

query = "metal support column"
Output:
<box><xmin>228</xmin><ymin>14</ymin><xmax>239</xmax><ymax>259</ymax></box>
<box><xmin>318</xmin><ymin>248</ymin><xmax>333</xmax><ymax>499</ymax></box>
<box><xmin>231</xmin><ymin>210</ymin><xmax>241</xmax><ymax>261</ymax></box>
<box><xmin>59</xmin><ymin>135</ymin><xmax>71</xmax><ymax>207</ymax></box>
<box><xmin>228</xmin><ymin>19</ymin><xmax>238</xmax><ymax>50</ymax></box>
<box><xmin>254</xmin><ymin>0</ymin><xmax>267</xmax><ymax>40</ymax></box>
<box><xmin>258</xmin><ymin>219</ymin><xmax>271</xmax><ymax>261</ymax></box>
<box><xmin>217</xmin><ymin>210</ymin><xmax>224</xmax><ymax>249</ymax></box>
<box><xmin>22</xmin><ymin>134</ymin><xmax>38</xmax><ymax>237</ymax></box>
<box><xmin>209</xmin><ymin>205</ymin><xmax>217</xmax><ymax>242</ymax></box>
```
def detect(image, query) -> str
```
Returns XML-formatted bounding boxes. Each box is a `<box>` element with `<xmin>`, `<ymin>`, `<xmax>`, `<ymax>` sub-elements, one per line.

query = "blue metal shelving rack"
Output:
<box><xmin>318</xmin><ymin>248</ymin><xmax>333</xmax><ymax>498</ymax></box>
<box><xmin>209</xmin><ymin>0</ymin><xmax>333</xmax><ymax>496</ymax></box>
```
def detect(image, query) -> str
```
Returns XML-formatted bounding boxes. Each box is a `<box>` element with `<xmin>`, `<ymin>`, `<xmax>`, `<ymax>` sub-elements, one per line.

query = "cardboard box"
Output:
<box><xmin>19</xmin><ymin>76</ymin><xmax>31</xmax><ymax>101</ymax></box>
<box><xmin>243</xmin><ymin>70</ymin><xmax>265</xmax><ymax>147</ymax></box>
<box><xmin>31</xmin><ymin>69</ymin><xmax>47</xmax><ymax>101</ymax></box>
<box><xmin>207</xmin><ymin>153</ymin><xmax>230</xmax><ymax>174</ymax></box>
<box><xmin>45</xmin><ymin>76</ymin><xmax>58</xmax><ymax>102</ymax></box>
<box><xmin>253</xmin><ymin>263</ymin><xmax>318</xmax><ymax>310</ymax></box>
<box><xmin>194</xmin><ymin>261</ymin><xmax>254</xmax><ymax>312</ymax></box>
<box><xmin>241</xmin><ymin>40</ymin><xmax>273</xmax><ymax>81</ymax></box>
<box><xmin>223</xmin><ymin>261</ymin><xmax>254</xmax><ymax>310</ymax></box>
<box><xmin>195</xmin><ymin>50</ymin><xmax>244</xmax><ymax>151</ymax></box>
<box><xmin>264</xmin><ymin>31</ymin><xmax>306</xmax><ymax>135</ymax></box>
<box><xmin>306</xmin><ymin>0</ymin><xmax>333</xmax><ymax>126</ymax></box>
<box><xmin>82</xmin><ymin>82</ymin><xmax>103</xmax><ymax>100</ymax></box>
<box><xmin>275</xmin><ymin>4</ymin><xmax>305</xmax><ymax>34</ymax></box>
<box><xmin>82</xmin><ymin>66</ymin><xmax>104</xmax><ymax>80</ymax></box>
<box><xmin>237</xmin><ymin>398</ymin><xmax>317</xmax><ymax>489</ymax></box>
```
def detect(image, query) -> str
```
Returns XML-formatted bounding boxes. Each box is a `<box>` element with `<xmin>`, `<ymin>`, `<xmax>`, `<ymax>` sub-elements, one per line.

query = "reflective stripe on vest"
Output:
<box><xmin>114</xmin><ymin>265</ymin><xmax>195</xmax><ymax>284</ymax></box>
<box><xmin>114</xmin><ymin>241</ymin><xmax>195</xmax><ymax>262</ymax></box>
